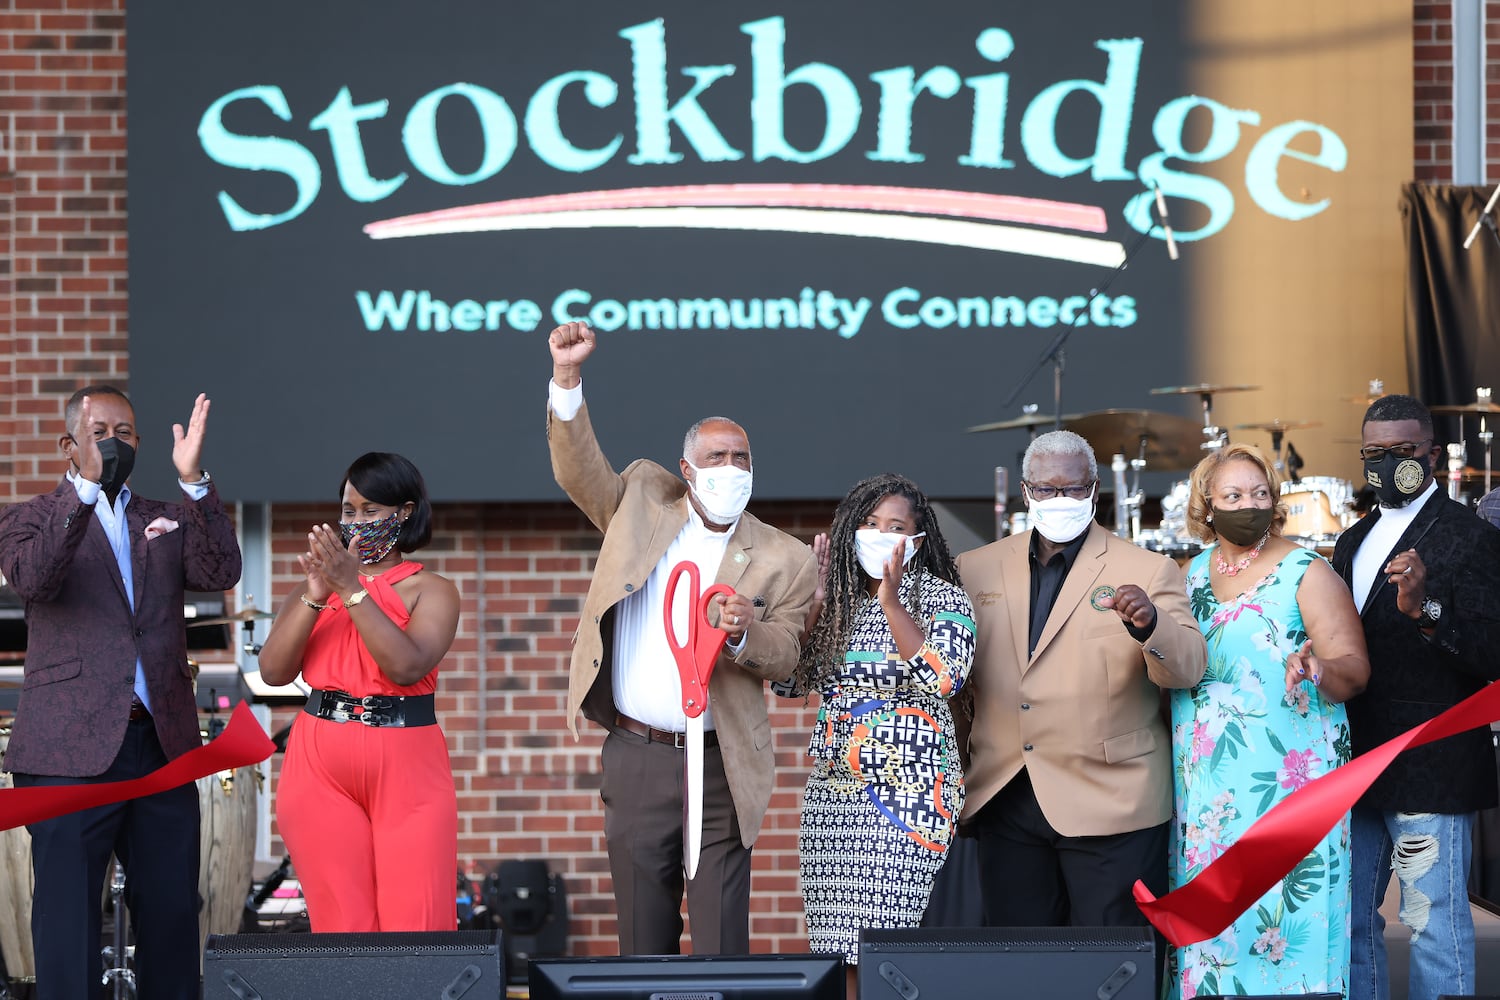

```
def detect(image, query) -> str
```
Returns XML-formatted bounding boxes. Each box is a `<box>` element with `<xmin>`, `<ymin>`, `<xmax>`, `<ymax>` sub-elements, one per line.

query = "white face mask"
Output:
<box><xmin>854</xmin><ymin>529</ymin><xmax>925</xmax><ymax>579</ymax></box>
<box><xmin>1027</xmin><ymin>493</ymin><xmax>1096</xmax><ymax>543</ymax></box>
<box><xmin>684</xmin><ymin>461</ymin><xmax>753</xmax><ymax>525</ymax></box>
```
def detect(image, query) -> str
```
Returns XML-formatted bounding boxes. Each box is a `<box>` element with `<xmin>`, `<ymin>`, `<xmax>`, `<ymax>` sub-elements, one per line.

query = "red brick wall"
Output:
<box><xmin>0</xmin><ymin>0</ymin><xmax>1486</xmax><ymax>958</ymax></box>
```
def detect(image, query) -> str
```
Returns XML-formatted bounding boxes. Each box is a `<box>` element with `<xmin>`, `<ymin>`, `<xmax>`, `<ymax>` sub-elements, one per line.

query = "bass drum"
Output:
<box><xmin>195</xmin><ymin>761</ymin><xmax>259</xmax><ymax>958</ymax></box>
<box><xmin>0</xmin><ymin>730</ymin><xmax>35</xmax><ymax>983</ymax></box>
<box><xmin>1282</xmin><ymin>477</ymin><xmax>1355</xmax><ymax>552</ymax></box>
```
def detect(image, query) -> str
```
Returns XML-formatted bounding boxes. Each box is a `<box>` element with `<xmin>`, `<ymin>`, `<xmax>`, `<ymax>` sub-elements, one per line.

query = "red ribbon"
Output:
<box><xmin>0</xmin><ymin>701</ymin><xmax>275</xmax><ymax>832</ymax></box>
<box><xmin>1135</xmin><ymin>679</ymin><xmax>1500</xmax><ymax>947</ymax></box>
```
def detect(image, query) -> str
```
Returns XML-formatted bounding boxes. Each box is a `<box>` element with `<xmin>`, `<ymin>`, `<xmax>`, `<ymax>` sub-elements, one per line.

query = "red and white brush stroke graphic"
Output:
<box><xmin>363</xmin><ymin>184</ymin><xmax>1127</xmax><ymax>267</ymax></box>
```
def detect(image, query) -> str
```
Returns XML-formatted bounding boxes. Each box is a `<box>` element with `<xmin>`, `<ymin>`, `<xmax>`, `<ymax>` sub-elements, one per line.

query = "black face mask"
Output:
<box><xmin>1364</xmin><ymin>452</ymin><xmax>1430</xmax><ymax>509</ymax></box>
<box><xmin>94</xmin><ymin>437</ymin><xmax>136</xmax><ymax>498</ymax></box>
<box><xmin>1211</xmin><ymin>506</ymin><xmax>1275</xmax><ymax>547</ymax></box>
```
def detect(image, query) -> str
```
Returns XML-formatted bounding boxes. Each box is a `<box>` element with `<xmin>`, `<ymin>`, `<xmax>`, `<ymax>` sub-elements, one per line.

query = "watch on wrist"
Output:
<box><xmin>1418</xmin><ymin>596</ymin><xmax>1443</xmax><ymax>628</ymax></box>
<box><xmin>182</xmin><ymin>470</ymin><xmax>211</xmax><ymax>487</ymax></box>
<box><xmin>344</xmin><ymin>588</ymin><xmax>370</xmax><ymax>609</ymax></box>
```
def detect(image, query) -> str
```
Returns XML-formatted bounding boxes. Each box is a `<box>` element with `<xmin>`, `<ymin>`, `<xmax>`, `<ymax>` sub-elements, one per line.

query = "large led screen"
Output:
<box><xmin>127</xmin><ymin>2</ymin><xmax>1394</xmax><ymax>501</ymax></box>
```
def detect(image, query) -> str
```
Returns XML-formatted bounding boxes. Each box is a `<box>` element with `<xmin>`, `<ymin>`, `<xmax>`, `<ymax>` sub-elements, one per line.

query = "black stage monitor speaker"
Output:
<box><xmin>529</xmin><ymin>953</ymin><xmax>844</xmax><ymax>1000</ymax></box>
<box><xmin>859</xmin><ymin>926</ymin><xmax>1155</xmax><ymax>1000</ymax></box>
<box><xmin>203</xmin><ymin>929</ymin><xmax>503</xmax><ymax>1000</ymax></box>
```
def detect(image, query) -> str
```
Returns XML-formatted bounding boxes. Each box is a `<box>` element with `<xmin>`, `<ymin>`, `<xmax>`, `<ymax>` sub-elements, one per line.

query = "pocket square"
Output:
<box><xmin>144</xmin><ymin>517</ymin><xmax>180</xmax><ymax>540</ymax></box>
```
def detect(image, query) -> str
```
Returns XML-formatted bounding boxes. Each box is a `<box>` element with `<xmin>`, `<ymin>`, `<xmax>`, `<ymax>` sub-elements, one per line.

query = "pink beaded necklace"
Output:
<box><xmin>1215</xmin><ymin>532</ymin><xmax>1269</xmax><ymax>577</ymax></box>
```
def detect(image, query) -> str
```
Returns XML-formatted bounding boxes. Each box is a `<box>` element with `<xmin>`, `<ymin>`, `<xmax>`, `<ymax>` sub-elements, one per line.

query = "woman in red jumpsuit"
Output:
<box><xmin>259</xmin><ymin>451</ymin><xmax>461</xmax><ymax>931</ymax></box>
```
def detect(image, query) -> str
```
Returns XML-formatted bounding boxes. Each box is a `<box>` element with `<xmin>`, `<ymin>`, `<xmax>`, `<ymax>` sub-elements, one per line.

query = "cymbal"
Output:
<box><xmin>1236</xmin><ymin>420</ymin><xmax>1322</xmax><ymax>434</ymax></box>
<box><xmin>189</xmin><ymin>605</ymin><xmax>275</xmax><ymax>627</ymax></box>
<box><xmin>1430</xmin><ymin>401</ymin><xmax>1500</xmax><ymax>416</ymax></box>
<box><xmin>966</xmin><ymin>412</ymin><xmax>1075</xmax><ymax>433</ymax></box>
<box><xmin>1150</xmin><ymin>383</ymin><xmax>1260</xmax><ymax>397</ymax></box>
<box><xmin>1064</xmin><ymin>409</ymin><xmax>1205</xmax><ymax>470</ymax></box>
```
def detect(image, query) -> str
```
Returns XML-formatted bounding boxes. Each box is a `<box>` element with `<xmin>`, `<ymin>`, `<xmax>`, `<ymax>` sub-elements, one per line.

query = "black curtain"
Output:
<box><xmin>1400</xmin><ymin>182</ymin><xmax>1500</xmax><ymax>460</ymax></box>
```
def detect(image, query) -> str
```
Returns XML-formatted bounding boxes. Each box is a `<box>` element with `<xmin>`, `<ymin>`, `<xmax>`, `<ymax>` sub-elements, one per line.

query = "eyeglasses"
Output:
<box><xmin>1358</xmin><ymin>439</ymin><xmax>1432</xmax><ymax>462</ymax></box>
<box><xmin>1024</xmin><ymin>481</ymin><xmax>1096</xmax><ymax>501</ymax></box>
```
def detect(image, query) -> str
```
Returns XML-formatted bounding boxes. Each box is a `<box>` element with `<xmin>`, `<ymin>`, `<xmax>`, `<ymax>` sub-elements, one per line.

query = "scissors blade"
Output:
<box><xmin>684</xmin><ymin>713</ymin><xmax>706</xmax><ymax>880</ymax></box>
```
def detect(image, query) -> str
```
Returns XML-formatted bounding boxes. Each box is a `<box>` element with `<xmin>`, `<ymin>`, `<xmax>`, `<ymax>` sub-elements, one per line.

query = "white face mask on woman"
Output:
<box><xmin>854</xmin><ymin>529</ymin><xmax>924</xmax><ymax>579</ymax></box>
<box><xmin>684</xmin><ymin>461</ymin><xmax>753</xmax><ymax>525</ymax></box>
<box><xmin>1026</xmin><ymin>494</ymin><xmax>1096</xmax><ymax>544</ymax></box>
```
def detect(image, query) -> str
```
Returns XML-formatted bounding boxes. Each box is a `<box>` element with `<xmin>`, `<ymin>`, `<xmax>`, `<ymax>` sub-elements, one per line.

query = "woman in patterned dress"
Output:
<box><xmin>1167</xmin><ymin>444</ymin><xmax>1369</xmax><ymax>998</ymax></box>
<box><xmin>783</xmin><ymin>473</ymin><xmax>975</xmax><ymax>994</ymax></box>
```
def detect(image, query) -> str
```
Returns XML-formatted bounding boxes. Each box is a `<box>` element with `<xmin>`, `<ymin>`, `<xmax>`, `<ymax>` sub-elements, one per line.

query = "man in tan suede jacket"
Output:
<box><xmin>546</xmin><ymin>321</ymin><xmax>817</xmax><ymax>956</ymax></box>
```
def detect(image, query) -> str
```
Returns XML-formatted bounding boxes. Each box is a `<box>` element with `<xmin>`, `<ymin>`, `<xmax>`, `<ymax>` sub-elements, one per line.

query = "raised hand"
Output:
<box><xmin>811</xmin><ymin>533</ymin><xmax>831</xmax><ymax>605</ymax></box>
<box><xmin>171</xmin><ymin>393</ymin><xmax>211</xmax><ymax>482</ymax></box>
<box><xmin>68</xmin><ymin>395</ymin><xmax>103</xmax><ymax>483</ymax></box>
<box><xmin>549</xmin><ymin>322</ymin><xmax>596</xmax><ymax>388</ymax></box>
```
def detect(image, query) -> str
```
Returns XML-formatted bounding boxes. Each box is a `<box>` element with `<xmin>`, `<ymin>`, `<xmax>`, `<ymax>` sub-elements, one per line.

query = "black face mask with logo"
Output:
<box><xmin>1364</xmin><ymin>452</ymin><xmax>1430</xmax><ymax>509</ymax></box>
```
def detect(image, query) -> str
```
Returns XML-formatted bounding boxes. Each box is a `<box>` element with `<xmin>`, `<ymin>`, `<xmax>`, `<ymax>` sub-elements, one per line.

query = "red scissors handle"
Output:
<box><xmin>664</xmin><ymin>561</ymin><xmax>736</xmax><ymax>718</ymax></box>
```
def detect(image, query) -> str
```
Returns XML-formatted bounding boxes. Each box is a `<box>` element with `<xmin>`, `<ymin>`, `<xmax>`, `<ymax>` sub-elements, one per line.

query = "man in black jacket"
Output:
<box><xmin>1332</xmin><ymin>394</ymin><xmax>1500</xmax><ymax>1000</ymax></box>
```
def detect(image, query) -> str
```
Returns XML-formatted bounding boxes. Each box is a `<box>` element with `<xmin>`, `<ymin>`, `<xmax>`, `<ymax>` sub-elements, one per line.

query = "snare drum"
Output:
<box><xmin>1282</xmin><ymin>477</ymin><xmax>1355</xmax><ymax>546</ymax></box>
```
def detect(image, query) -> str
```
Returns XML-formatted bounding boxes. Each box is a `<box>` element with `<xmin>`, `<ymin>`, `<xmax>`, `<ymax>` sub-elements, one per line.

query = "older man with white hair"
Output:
<box><xmin>956</xmin><ymin>429</ymin><xmax>1206</xmax><ymax>935</ymax></box>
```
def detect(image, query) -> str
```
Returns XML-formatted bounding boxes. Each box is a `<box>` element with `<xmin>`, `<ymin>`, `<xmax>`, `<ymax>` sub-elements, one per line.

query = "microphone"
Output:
<box><xmin>1153</xmin><ymin>183</ymin><xmax>1179</xmax><ymax>261</ymax></box>
<box><xmin>1463</xmin><ymin>180</ymin><xmax>1500</xmax><ymax>250</ymax></box>
<box><xmin>1285</xmin><ymin>441</ymin><xmax>1304</xmax><ymax>483</ymax></box>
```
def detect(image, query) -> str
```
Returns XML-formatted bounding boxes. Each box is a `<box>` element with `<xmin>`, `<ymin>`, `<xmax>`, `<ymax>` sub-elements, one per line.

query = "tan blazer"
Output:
<box><xmin>956</xmin><ymin>523</ymin><xmax>1205</xmax><ymax>837</ymax></box>
<box><xmin>549</xmin><ymin>402</ymin><xmax>817</xmax><ymax>846</ymax></box>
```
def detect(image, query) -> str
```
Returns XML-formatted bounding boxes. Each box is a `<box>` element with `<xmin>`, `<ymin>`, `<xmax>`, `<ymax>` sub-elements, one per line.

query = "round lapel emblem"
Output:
<box><xmin>1090</xmin><ymin>585</ymin><xmax>1117</xmax><ymax>612</ymax></box>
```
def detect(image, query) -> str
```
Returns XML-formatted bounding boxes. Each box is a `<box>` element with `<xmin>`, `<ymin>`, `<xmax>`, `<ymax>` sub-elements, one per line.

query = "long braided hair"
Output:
<box><xmin>794</xmin><ymin>473</ymin><xmax>961</xmax><ymax>695</ymax></box>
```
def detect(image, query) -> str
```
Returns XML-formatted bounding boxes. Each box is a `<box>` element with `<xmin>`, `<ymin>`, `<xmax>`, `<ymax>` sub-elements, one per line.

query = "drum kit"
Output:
<box><xmin>972</xmin><ymin>382</ymin><xmax>1365</xmax><ymax>560</ymax></box>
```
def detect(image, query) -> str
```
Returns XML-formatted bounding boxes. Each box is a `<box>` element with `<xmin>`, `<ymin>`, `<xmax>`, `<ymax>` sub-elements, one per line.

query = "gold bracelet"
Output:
<box><xmin>300</xmin><ymin>594</ymin><xmax>327</xmax><ymax>612</ymax></box>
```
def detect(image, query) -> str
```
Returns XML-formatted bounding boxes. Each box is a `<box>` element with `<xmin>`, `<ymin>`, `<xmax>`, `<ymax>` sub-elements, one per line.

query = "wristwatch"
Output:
<box><xmin>344</xmin><ymin>588</ymin><xmax>370</xmax><ymax>609</ymax></box>
<box><xmin>1418</xmin><ymin>596</ymin><xmax>1443</xmax><ymax>628</ymax></box>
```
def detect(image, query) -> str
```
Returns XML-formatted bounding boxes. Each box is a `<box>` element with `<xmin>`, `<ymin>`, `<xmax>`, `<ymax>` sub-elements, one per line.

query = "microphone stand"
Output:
<box><xmin>998</xmin><ymin>218</ymin><xmax>1168</xmax><ymax>432</ymax></box>
<box><xmin>1463</xmin><ymin>179</ymin><xmax>1500</xmax><ymax>250</ymax></box>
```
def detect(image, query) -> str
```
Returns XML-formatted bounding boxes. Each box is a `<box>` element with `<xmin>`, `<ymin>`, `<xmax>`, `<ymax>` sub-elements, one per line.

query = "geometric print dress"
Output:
<box><xmin>1167</xmin><ymin>546</ymin><xmax>1353</xmax><ymax>999</ymax></box>
<box><xmin>782</xmin><ymin>570</ymin><xmax>975</xmax><ymax>964</ymax></box>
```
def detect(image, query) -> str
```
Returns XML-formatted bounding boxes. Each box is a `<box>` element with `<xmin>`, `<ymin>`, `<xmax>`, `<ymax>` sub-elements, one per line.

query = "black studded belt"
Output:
<box><xmin>304</xmin><ymin>688</ymin><xmax>436</xmax><ymax>728</ymax></box>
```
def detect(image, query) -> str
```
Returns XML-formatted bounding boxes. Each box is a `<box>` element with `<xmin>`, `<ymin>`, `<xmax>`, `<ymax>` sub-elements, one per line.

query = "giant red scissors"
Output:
<box><xmin>663</xmin><ymin>560</ymin><xmax>736</xmax><ymax>879</ymax></box>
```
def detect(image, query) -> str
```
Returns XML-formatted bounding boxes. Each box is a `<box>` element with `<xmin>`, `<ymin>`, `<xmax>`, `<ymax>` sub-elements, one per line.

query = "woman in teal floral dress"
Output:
<box><xmin>1168</xmin><ymin>444</ymin><xmax>1369</xmax><ymax>999</ymax></box>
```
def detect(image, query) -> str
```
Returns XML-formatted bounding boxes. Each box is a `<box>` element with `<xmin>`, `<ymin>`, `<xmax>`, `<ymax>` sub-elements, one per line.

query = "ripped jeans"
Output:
<box><xmin>1349</xmin><ymin>803</ymin><xmax>1475</xmax><ymax>1000</ymax></box>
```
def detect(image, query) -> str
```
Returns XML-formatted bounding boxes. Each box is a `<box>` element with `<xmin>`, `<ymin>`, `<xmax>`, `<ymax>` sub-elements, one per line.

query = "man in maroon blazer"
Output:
<box><xmin>0</xmin><ymin>385</ymin><xmax>241</xmax><ymax>1000</ymax></box>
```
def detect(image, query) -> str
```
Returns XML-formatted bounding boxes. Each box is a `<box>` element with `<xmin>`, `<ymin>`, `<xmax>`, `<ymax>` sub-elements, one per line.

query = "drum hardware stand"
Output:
<box><xmin>1447</xmin><ymin>443</ymin><xmax>1468</xmax><ymax>503</ymax></box>
<box><xmin>101</xmin><ymin>858</ymin><xmax>135</xmax><ymax>999</ymax></box>
<box><xmin>1110</xmin><ymin>452</ymin><xmax>1147</xmax><ymax>541</ymax></box>
<box><xmin>1192</xmin><ymin>388</ymin><xmax>1227</xmax><ymax>451</ymax></box>
<box><xmin>997</xmin><ymin>209</ymin><xmax>1167</xmax><ymax>431</ymax></box>
<box><xmin>1478</xmin><ymin>388</ymin><xmax>1493</xmax><ymax>494</ymax></box>
<box><xmin>1463</xmin><ymin>180</ymin><xmax>1500</xmax><ymax>250</ymax></box>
